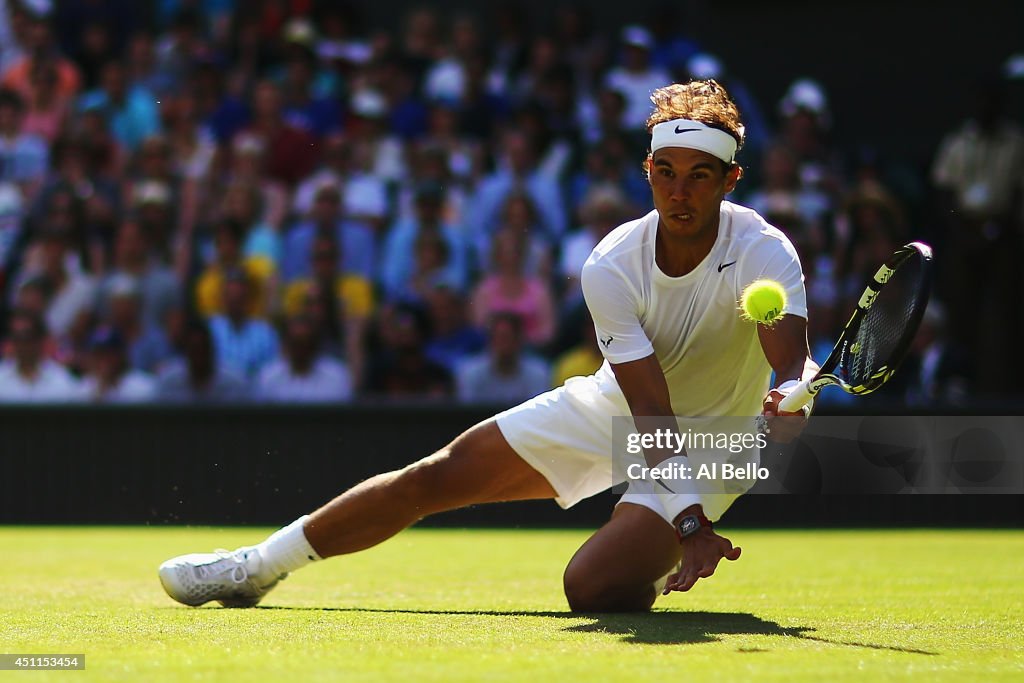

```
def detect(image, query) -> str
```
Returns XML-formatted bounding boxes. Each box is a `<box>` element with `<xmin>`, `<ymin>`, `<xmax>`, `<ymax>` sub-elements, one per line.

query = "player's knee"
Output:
<box><xmin>563</xmin><ymin>565</ymin><xmax>654</xmax><ymax>613</ymax></box>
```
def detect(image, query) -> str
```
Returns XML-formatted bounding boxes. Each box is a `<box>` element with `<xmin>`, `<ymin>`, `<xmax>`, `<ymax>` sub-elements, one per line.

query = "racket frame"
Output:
<box><xmin>778</xmin><ymin>241</ymin><xmax>933</xmax><ymax>413</ymax></box>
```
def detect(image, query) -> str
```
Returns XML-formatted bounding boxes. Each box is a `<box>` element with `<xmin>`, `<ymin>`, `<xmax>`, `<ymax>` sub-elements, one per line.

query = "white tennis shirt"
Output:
<box><xmin>581</xmin><ymin>201</ymin><xmax>807</xmax><ymax>418</ymax></box>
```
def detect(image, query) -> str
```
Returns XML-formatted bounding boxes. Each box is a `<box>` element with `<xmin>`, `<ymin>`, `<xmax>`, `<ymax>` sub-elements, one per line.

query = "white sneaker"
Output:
<box><xmin>158</xmin><ymin>547</ymin><xmax>286</xmax><ymax>608</ymax></box>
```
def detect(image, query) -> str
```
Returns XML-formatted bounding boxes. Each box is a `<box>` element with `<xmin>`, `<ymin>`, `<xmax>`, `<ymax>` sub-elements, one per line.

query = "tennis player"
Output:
<box><xmin>159</xmin><ymin>80</ymin><xmax>817</xmax><ymax>611</ymax></box>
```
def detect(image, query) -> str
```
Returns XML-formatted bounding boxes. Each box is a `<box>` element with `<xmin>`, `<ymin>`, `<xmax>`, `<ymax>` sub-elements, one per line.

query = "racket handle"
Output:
<box><xmin>778</xmin><ymin>377</ymin><xmax>817</xmax><ymax>413</ymax></box>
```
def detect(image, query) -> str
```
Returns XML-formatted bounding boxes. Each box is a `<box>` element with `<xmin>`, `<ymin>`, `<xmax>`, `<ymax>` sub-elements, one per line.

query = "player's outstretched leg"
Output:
<box><xmin>562</xmin><ymin>503</ymin><xmax>681</xmax><ymax>612</ymax></box>
<box><xmin>158</xmin><ymin>421</ymin><xmax>556</xmax><ymax>607</ymax></box>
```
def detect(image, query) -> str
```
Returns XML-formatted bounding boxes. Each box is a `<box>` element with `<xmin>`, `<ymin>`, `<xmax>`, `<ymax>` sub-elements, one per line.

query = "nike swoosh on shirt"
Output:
<box><xmin>718</xmin><ymin>261</ymin><xmax>737</xmax><ymax>272</ymax></box>
<box><xmin>674</xmin><ymin>126</ymin><xmax>701</xmax><ymax>134</ymax></box>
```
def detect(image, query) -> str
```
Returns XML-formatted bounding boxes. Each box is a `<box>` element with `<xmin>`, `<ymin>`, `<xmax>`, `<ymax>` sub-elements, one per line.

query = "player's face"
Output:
<box><xmin>648</xmin><ymin>148</ymin><xmax>740</xmax><ymax>240</ymax></box>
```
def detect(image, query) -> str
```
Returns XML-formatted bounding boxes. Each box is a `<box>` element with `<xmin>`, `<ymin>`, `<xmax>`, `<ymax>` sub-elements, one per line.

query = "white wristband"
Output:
<box><xmin>774</xmin><ymin>379</ymin><xmax>814</xmax><ymax>416</ymax></box>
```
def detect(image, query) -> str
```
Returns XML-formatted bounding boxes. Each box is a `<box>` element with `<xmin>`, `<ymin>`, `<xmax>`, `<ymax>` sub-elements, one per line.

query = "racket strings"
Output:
<box><xmin>843</xmin><ymin>256</ymin><xmax>927</xmax><ymax>388</ymax></box>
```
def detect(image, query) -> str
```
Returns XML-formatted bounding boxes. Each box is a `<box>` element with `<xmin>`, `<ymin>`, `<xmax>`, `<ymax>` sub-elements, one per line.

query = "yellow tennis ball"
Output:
<box><xmin>739</xmin><ymin>279</ymin><xmax>787</xmax><ymax>326</ymax></box>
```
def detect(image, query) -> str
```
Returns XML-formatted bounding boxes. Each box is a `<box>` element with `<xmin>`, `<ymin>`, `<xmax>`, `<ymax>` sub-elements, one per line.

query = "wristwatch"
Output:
<box><xmin>675</xmin><ymin>512</ymin><xmax>713</xmax><ymax>540</ymax></box>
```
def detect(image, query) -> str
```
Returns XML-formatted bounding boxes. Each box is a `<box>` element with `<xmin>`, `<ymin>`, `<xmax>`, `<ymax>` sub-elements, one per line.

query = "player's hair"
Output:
<box><xmin>646</xmin><ymin>80</ymin><xmax>745</xmax><ymax>154</ymax></box>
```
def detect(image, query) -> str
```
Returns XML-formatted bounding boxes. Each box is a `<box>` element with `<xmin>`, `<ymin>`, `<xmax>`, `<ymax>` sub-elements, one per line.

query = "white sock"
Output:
<box><xmin>256</xmin><ymin>515</ymin><xmax>322</xmax><ymax>577</ymax></box>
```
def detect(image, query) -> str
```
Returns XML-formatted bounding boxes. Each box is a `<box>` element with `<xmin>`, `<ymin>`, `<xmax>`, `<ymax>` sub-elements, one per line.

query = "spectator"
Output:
<box><xmin>417</xmin><ymin>102</ymin><xmax>482</xmax><ymax>190</ymax></box>
<box><xmin>256</xmin><ymin>314</ymin><xmax>353</xmax><ymax>402</ymax></box>
<box><xmin>646</xmin><ymin>4</ymin><xmax>701</xmax><ymax>74</ymax></box>
<box><xmin>455</xmin><ymin>313</ymin><xmax>550</xmax><ymax>404</ymax></box>
<box><xmin>469</xmin><ymin>128</ymin><xmax>567</xmax><ymax>239</ymax></box>
<box><xmin>603</xmin><ymin>26</ymin><xmax>671</xmax><ymax>132</ymax></box>
<box><xmin>165</xmin><ymin>90</ymin><xmax>217</xmax><ymax>185</ymax></box>
<box><xmin>378</xmin><ymin>55</ymin><xmax>429</xmax><ymax>142</ymax></box>
<box><xmin>0</xmin><ymin>0</ymin><xmax>29</xmax><ymax>78</ymax></box>
<box><xmin>364</xmin><ymin>302</ymin><xmax>453</xmax><ymax>399</ymax></box>
<box><xmin>471</xmin><ymin>228</ymin><xmax>555</xmax><ymax>347</ymax></box>
<box><xmin>276</xmin><ymin>18</ymin><xmax>341</xmax><ymax>139</ymax></box>
<box><xmin>125</xmin><ymin>30</ymin><xmax>176</xmax><ymax>98</ymax></box>
<box><xmin>102</xmin><ymin>273</ymin><xmax>173</xmax><ymax>374</ymax></box>
<box><xmin>207</xmin><ymin>268</ymin><xmax>279</xmax><ymax>379</ymax></box>
<box><xmin>102</xmin><ymin>218</ymin><xmax>178</xmax><ymax>324</ymax></box>
<box><xmin>835</xmin><ymin>180</ymin><xmax>907</xmax><ymax>308</ymax></box>
<box><xmin>74</xmin><ymin>20</ymin><xmax>116</xmax><ymax>91</ymax></box>
<box><xmin>281</xmin><ymin>232</ymin><xmax>373</xmax><ymax>385</ymax></box>
<box><xmin>36</xmin><ymin>136</ymin><xmax>121</xmax><ymax>229</ymax></box>
<box><xmin>222</xmin><ymin>179</ymin><xmax>281</xmax><ymax>272</ymax></box>
<box><xmin>422</xmin><ymin>11</ymin><xmax>481</xmax><ymax>105</ymax></box>
<box><xmin>0</xmin><ymin>87</ymin><xmax>48</xmax><ymax>201</ymax></box>
<box><xmin>78</xmin><ymin>60</ymin><xmax>161</xmax><ymax>152</ymax></box>
<box><xmin>381</xmin><ymin>181</ymin><xmax>467</xmax><ymax>301</ymax></box>
<box><xmin>194</xmin><ymin>218</ymin><xmax>273</xmax><ymax>319</ymax></box>
<box><xmin>296</xmin><ymin>279</ymin><xmax>346</xmax><ymax>360</ymax></box>
<box><xmin>775</xmin><ymin>78</ymin><xmax>845</xmax><ymax>200</ymax></box>
<box><xmin>398</xmin><ymin>7</ymin><xmax>442</xmax><ymax>87</ymax></box>
<box><xmin>474</xmin><ymin>190</ymin><xmax>553</xmax><ymax>280</ymax></box>
<box><xmin>15</xmin><ymin>226</ymin><xmax>96</xmax><ymax>344</ymax></box>
<box><xmin>0</xmin><ymin>181</ymin><xmax>25</xmax><ymax>290</ymax></box>
<box><xmin>79</xmin><ymin>325</ymin><xmax>157</xmax><ymax>403</ymax></box>
<box><xmin>347</xmin><ymin>88</ymin><xmax>407</xmax><ymax>185</ymax></box>
<box><xmin>222</xmin><ymin>133</ymin><xmax>289</xmax><ymax>232</ymax></box>
<box><xmin>892</xmin><ymin>301</ymin><xmax>970</xmax><ymax>406</ymax></box>
<box><xmin>552</xmin><ymin>3</ymin><xmax>607</xmax><ymax>95</ymax></box>
<box><xmin>559</xmin><ymin>183</ymin><xmax>631</xmax><ymax>306</ymax></box>
<box><xmin>423</xmin><ymin>285</ymin><xmax>486</xmax><ymax>373</ymax></box>
<box><xmin>741</xmin><ymin>143</ymin><xmax>830</xmax><ymax>257</ymax></box>
<box><xmin>291</xmin><ymin>133</ymin><xmax>389</xmax><ymax>228</ymax></box>
<box><xmin>0</xmin><ymin>308</ymin><xmax>81</xmax><ymax>402</ymax></box>
<box><xmin>156</xmin><ymin>317</ymin><xmax>248</xmax><ymax>403</ymax></box>
<box><xmin>237</xmin><ymin>79</ymin><xmax>318</xmax><ymax>186</ymax></box>
<box><xmin>126</xmin><ymin>136</ymin><xmax>179</xmax><ymax>253</ymax></box>
<box><xmin>455</xmin><ymin>52</ymin><xmax>511</xmax><ymax>141</ymax></box>
<box><xmin>401</xmin><ymin>231</ymin><xmax>460</xmax><ymax>304</ymax></box>
<box><xmin>569</xmin><ymin>131</ymin><xmax>649</xmax><ymax>211</ymax></box>
<box><xmin>393</xmin><ymin>141</ymin><xmax>473</xmax><ymax>226</ymax></box>
<box><xmin>931</xmin><ymin>80</ymin><xmax>1024</xmax><ymax>394</ymax></box>
<box><xmin>22</xmin><ymin>55</ymin><xmax>71</xmax><ymax>143</ymax></box>
<box><xmin>282</xmin><ymin>181</ymin><xmax>377</xmax><ymax>283</ymax></box>
<box><xmin>1</xmin><ymin>13</ymin><xmax>81</xmax><ymax>101</ymax></box>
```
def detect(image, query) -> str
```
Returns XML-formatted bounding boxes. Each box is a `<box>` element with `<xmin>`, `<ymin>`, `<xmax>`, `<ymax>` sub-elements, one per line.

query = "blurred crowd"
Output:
<box><xmin>0</xmin><ymin>0</ymin><xmax>1021</xmax><ymax>407</ymax></box>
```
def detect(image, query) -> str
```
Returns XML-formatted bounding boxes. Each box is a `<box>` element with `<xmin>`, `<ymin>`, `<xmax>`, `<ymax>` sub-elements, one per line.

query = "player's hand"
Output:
<box><xmin>761</xmin><ymin>388</ymin><xmax>809</xmax><ymax>443</ymax></box>
<box><xmin>662</xmin><ymin>527</ymin><xmax>741</xmax><ymax>593</ymax></box>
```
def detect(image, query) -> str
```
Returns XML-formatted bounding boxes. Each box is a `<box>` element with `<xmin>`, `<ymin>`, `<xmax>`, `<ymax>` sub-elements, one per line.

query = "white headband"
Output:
<box><xmin>650</xmin><ymin>118</ymin><xmax>741</xmax><ymax>164</ymax></box>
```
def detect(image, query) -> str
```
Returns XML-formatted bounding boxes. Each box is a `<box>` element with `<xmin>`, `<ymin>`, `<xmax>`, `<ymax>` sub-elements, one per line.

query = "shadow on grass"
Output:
<box><xmin>255</xmin><ymin>606</ymin><xmax>937</xmax><ymax>655</ymax></box>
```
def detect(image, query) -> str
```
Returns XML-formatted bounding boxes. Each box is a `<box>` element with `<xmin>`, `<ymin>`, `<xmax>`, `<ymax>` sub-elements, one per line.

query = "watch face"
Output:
<box><xmin>681</xmin><ymin>516</ymin><xmax>698</xmax><ymax>536</ymax></box>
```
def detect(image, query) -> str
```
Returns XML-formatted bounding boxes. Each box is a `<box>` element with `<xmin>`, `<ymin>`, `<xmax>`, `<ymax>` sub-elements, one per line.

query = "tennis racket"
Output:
<box><xmin>778</xmin><ymin>241</ymin><xmax>934</xmax><ymax>412</ymax></box>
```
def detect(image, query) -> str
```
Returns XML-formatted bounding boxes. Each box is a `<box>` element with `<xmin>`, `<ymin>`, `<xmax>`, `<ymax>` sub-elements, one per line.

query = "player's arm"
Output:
<box><xmin>757</xmin><ymin>313</ymin><xmax>818</xmax><ymax>442</ymax></box>
<box><xmin>583</xmin><ymin>259</ymin><xmax>740</xmax><ymax>591</ymax></box>
<box><xmin>610</xmin><ymin>355</ymin><xmax>741</xmax><ymax>593</ymax></box>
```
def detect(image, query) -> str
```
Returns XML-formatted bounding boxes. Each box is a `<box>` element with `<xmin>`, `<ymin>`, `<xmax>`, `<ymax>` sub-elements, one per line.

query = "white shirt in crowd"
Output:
<box><xmin>256</xmin><ymin>356</ymin><xmax>353</xmax><ymax>403</ymax></box>
<box><xmin>455</xmin><ymin>354</ymin><xmax>552</xmax><ymax>404</ymax></box>
<box><xmin>603</xmin><ymin>66</ymin><xmax>673</xmax><ymax>130</ymax></box>
<box><xmin>80</xmin><ymin>371</ymin><xmax>158</xmax><ymax>403</ymax></box>
<box><xmin>0</xmin><ymin>359</ymin><xmax>82</xmax><ymax>403</ymax></box>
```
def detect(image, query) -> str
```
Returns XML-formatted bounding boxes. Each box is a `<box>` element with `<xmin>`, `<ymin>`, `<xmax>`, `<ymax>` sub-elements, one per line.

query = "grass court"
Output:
<box><xmin>2</xmin><ymin>526</ymin><xmax>1022</xmax><ymax>682</ymax></box>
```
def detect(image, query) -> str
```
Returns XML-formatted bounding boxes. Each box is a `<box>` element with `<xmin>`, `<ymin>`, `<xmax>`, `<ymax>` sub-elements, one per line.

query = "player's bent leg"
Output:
<box><xmin>562</xmin><ymin>503</ymin><xmax>681</xmax><ymax>612</ymax></box>
<box><xmin>304</xmin><ymin>419</ymin><xmax>557</xmax><ymax>558</ymax></box>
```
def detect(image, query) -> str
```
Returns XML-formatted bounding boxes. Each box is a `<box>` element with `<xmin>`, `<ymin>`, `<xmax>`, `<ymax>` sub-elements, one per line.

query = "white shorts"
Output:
<box><xmin>494</xmin><ymin>375</ymin><xmax>751</xmax><ymax>525</ymax></box>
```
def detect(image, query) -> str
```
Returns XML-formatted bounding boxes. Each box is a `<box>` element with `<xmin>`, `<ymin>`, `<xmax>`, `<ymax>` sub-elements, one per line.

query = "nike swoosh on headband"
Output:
<box><xmin>674</xmin><ymin>126</ymin><xmax>701</xmax><ymax>133</ymax></box>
